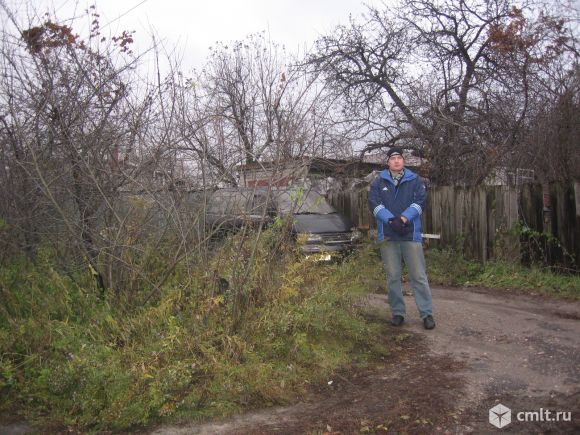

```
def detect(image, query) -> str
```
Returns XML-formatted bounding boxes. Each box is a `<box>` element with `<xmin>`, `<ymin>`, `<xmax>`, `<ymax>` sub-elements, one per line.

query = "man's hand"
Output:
<box><xmin>389</xmin><ymin>215</ymin><xmax>411</xmax><ymax>235</ymax></box>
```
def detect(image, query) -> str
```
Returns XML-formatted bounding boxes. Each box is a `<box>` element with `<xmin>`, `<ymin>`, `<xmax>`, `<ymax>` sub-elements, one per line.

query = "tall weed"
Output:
<box><xmin>0</xmin><ymin>229</ymin><xmax>384</xmax><ymax>431</ymax></box>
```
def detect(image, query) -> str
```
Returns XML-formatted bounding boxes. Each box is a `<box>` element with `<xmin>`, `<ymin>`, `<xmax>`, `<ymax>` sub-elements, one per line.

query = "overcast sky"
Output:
<box><xmin>6</xmin><ymin>0</ymin><xmax>381</xmax><ymax>71</ymax></box>
<box><xmin>5</xmin><ymin>0</ymin><xmax>578</xmax><ymax>71</ymax></box>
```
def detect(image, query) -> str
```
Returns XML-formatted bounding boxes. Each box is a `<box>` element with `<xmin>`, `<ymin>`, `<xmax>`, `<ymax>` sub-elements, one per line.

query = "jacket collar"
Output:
<box><xmin>379</xmin><ymin>168</ymin><xmax>417</xmax><ymax>184</ymax></box>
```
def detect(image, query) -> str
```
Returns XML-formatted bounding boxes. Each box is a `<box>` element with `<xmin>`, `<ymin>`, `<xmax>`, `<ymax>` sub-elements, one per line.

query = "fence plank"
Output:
<box><xmin>329</xmin><ymin>181</ymin><xmax>578</xmax><ymax>270</ymax></box>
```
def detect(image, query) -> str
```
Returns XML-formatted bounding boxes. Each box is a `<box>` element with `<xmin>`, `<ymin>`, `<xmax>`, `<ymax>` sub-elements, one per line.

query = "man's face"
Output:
<box><xmin>388</xmin><ymin>154</ymin><xmax>405</xmax><ymax>172</ymax></box>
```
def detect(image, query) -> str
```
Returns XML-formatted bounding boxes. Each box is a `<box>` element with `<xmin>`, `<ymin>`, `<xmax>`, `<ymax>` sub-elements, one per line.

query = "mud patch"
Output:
<box><xmin>554</xmin><ymin>311</ymin><xmax>580</xmax><ymax>321</ymax></box>
<box><xmin>524</xmin><ymin>335</ymin><xmax>580</xmax><ymax>382</ymax></box>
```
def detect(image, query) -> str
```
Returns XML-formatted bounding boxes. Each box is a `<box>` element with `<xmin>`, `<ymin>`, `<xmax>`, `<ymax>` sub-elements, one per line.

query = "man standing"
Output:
<box><xmin>368</xmin><ymin>147</ymin><xmax>435</xmax><ymax>329</ymax></box>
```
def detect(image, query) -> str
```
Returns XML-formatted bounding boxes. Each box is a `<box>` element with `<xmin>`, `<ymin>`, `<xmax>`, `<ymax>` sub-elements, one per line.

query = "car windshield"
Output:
<box><xmin>273</xmin><ymin>189</ymin><xmax>336</xmax><ymax>215</ymax></box>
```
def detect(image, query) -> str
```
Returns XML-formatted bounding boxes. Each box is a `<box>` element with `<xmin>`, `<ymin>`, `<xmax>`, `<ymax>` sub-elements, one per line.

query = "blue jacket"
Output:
<box><xmin>368</xmin><ymin>168</ymin><xmax>427</xmax><ymax>242</ymax></box>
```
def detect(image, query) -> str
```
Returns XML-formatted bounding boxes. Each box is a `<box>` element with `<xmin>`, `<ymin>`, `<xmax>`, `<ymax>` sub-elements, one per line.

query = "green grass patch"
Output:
<box><xmin>426</xmin><ymin>248</ymin><xmax>580</xmax><ymax>299</ymax></box>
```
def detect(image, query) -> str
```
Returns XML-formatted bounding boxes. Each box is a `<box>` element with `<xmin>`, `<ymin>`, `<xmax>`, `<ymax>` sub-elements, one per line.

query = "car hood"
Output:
<box><xmin>293</xmin><ymin>213</ymin><xmax>353</xmax><ymax>234</ymax></box>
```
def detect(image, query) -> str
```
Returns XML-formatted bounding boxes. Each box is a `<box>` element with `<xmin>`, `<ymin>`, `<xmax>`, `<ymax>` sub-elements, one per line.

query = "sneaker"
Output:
<box><xmin>390</xmin><ymin>315</ymin><xmax>405</xmax><ymax>326</ymax></box>
<box><xmin>423</xmin><ymin>315</ymin><xmax>436</xmax><ymax>330</ymax></box>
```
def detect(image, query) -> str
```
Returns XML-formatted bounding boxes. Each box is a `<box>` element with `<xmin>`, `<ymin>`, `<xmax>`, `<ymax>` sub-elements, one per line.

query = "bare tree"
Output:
<box><xmin>308</xmin><ymin>0</ymin><xmax>578</xmax><ymax>184</ymax></box>
<box><xmin>177</xmin><ymin>33</ymin><xmax>342</xmax><ymax>175</ymax></box>
<box><xmin>515</xmin><ymin>66</ymin><xmax>580</xmax><ymax>182</ymax></box>
<box><xmin>0</xmin><ymin>4</ymin><xmax>180</xmax><ymax>298</ymax></box>
<box><xmin>0</xmin><ymin>3</ymin><xmax>328</xmax><ymax>311</ymax></box>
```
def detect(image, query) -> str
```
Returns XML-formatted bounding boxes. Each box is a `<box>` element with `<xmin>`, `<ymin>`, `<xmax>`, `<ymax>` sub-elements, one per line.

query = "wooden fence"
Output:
<box><xmin>328</xmin><ymin>181</ymin><xmax>580</xmax><ymax>269</ymax></box>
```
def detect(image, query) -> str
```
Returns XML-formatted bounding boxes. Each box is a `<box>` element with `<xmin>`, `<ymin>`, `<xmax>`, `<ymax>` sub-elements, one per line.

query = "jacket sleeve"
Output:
<box><xmin>401</xmin><ymin>177</ymin><xmax>427</xmax><ymax>222</ymax></box>
<box><xmin>368</xmin><ymin>176</ymin><xmax>394</xmax><ymax>224</ymax></box>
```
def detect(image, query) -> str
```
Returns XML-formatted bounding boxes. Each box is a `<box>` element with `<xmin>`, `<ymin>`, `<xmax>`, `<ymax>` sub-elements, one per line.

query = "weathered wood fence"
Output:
<box><xmin>328</xmin><ymin>182</ymin><xmax>580</xmax><ymax>269</ymax></box>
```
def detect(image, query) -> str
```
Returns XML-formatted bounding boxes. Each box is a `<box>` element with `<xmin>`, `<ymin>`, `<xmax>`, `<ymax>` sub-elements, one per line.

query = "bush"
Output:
<box><xmin>0</xmin><ymin>230</ymin><xmax>386</xmax><ymax>431</ymax></box>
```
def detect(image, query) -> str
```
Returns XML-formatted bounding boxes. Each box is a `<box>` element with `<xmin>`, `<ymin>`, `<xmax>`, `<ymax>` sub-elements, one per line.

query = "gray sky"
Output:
<box><xmin>9</xmin><ymin>0</ymin><xmax>380</xmax><ymax>71</ymax></box>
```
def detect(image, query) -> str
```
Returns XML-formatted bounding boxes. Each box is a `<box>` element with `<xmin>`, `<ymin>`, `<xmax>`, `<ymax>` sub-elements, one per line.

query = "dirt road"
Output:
<box><xmin>149</xmin><ymin>286</ymin><xmax>580</xmax><ymax>434</ymax></box>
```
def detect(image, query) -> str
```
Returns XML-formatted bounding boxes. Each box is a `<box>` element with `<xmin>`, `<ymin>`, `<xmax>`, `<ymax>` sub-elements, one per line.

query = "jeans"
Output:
<box><xmin>379</xmin><ymin>240</ymin><xmax>433</xmax><ymax>319</ymax></box>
